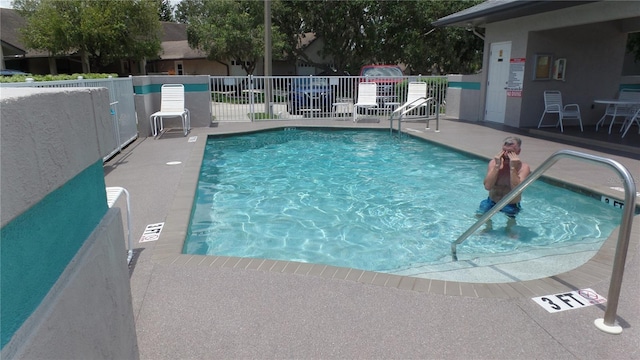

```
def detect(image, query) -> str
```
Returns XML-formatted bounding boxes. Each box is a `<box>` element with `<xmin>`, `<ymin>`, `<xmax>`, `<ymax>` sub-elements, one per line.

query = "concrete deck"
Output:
<box><xmin>104</xmin><ymin>118</ymin><xmax>640</xmax><ymax>359</ymax></box>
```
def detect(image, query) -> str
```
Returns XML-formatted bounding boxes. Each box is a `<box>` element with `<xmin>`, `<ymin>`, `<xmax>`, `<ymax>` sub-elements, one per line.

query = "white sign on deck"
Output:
<box><xmin>139</xmin><ymin>222</ymin><xmax>165</xmax><ymax>242</ymax></box>
<box><xmin>532</xmin><ymin>288</ymin><xmax>606</xmax><ymax>313</ymax></box>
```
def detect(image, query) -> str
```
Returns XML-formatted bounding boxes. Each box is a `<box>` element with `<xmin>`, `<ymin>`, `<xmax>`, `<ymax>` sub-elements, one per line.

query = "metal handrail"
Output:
<box><xmin>451</xmin><ymin>149</ymin><xmax>637</xmax><ymax>334</ymax></box>
<box><xmin>390</xmin><ymin>98</ymin><xmax>440</xmax><ymax>136</ymax></box>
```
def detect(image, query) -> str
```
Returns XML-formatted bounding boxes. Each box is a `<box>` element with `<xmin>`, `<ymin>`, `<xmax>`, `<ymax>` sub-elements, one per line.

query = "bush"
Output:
<box><xmin>0</xmin><ymin>73</ymin><xmax>118</xmax><ymax>83</ymax></box>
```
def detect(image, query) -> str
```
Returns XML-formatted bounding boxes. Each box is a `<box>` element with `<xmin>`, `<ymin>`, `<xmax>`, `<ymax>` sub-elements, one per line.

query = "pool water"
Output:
<box><xmin>184</xmin><ymin>128</ymin><xmax>621</xmax><ymax>275</ymax></box>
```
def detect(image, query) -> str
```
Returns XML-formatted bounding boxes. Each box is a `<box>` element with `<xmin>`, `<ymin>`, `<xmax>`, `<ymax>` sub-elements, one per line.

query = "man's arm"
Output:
<box><xmin>484</xmin><ymin>159</ymin><xmax>500</xmax><ymax>190</ymax></box>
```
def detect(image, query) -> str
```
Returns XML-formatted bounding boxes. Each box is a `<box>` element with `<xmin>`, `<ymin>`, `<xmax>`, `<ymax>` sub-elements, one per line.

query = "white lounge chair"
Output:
<box><xmin>537</xmin><ymin>90</ymin><xmax>583</xmax><ymax>132</ymax></box>
<box><xmin>353</xmin><ymin>82</ymin><xmax>378</xmax><ymax>122</ymax></box>
<box><xmin>106</xmin><ymin>187</ymin><xmax>133</xmax><ymax>264</ymax></box>
<box><xmin>150</xmin><ymin>84</ymin><xmax>191</xmax><ymax>137</ymax></box>
<box><xmin>390</xmin><ymin>82</ymin><xmax>433</xmax><ymax>133</ymax></box>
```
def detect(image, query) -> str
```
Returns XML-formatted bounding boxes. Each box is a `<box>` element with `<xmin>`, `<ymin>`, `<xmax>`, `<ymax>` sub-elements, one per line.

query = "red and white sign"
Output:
<box><xmin>507</xmin><ymin>58</ymin><xmax>525</xmax><ymax>97</ymax></box>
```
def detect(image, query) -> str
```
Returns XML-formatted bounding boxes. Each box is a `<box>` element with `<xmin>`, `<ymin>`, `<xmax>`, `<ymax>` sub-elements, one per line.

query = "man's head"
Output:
<box><xmin>502</xmin><ymin>136</ymin><xmax>522</xmax><ymax>155</ymax></box>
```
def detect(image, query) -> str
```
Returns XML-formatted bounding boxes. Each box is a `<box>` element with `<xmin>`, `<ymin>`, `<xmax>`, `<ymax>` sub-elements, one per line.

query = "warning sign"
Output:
<box><xmin>532</xmin><ymin>288</ymin><xmax>606</xmax><ymax>313</ymax></box>
<box><xmin>139</xmin><ymin>222</ymin><xmax>164</xmax><ymax>242</ymax></box>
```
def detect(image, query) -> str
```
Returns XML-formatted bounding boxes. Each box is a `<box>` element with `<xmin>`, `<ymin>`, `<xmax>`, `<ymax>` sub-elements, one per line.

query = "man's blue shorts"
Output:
<box><xmin>478</xmin><ymin>197</ymin><xmax>521</xmax><ymax>217</ymax></box>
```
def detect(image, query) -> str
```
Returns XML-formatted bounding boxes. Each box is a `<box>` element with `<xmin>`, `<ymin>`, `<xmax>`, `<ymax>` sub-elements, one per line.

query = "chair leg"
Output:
<box><xmin>595</xmin><ymin>114</ymin><xmax>608</xmax><ymax>132</ymax></box>
<box><xmin>558</xmin><ymin>115</ymin><xmax>564</xmax><ymax>133</ymax></box>
<box><xmin>537</xmin><ymin>112</ymin><xmax>548</xmax><ymax>128</ymax></box>
<box><xmin>608</xmin><ymin>117</ymin><xmax>617</xmax><ymax>135</ymax></box>
<box><xmin>578</xmin><ymin>116</ymin><xmax>583</xmax><ymax>132</ymax></box>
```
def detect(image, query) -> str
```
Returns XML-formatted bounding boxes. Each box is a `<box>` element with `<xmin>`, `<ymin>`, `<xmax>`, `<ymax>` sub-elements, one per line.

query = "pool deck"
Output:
<box><xmin>104</xmin><ymin>118</ymin><xmax>640</xmax><ymax>359</ymax></box>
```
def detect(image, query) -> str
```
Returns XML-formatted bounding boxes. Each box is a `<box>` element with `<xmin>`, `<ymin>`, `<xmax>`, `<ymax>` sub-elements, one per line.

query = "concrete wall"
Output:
<box><xmin>446</xmin><ymin>74</ymin><xmax>482</xmax><ymax>121</ymax></box>
<box><xmin>133</xmin><ymin>75</ymin><xmax>212</xmax><ymax>137</ymax></box>
<box><xmin>0</xmin><ymin>88</ymin><xmax>138</xmax><ymax>359</ymax></box>
<box><xmin>477</xmin><ymin>1</ymin><xmax>640</xmax><ymax>127</ymax></box>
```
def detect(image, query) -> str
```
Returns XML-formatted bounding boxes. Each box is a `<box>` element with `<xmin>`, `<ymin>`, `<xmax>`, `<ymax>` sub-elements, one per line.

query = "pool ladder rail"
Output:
<box><xmin>451</xmin><ymin>149</ymin><xmax>636</xmax><ymax>335</ymax></box>
<box><xmin>389</xmin><ymin>98</ymin><xmax>440</xmax><ymax>135</ymax></box>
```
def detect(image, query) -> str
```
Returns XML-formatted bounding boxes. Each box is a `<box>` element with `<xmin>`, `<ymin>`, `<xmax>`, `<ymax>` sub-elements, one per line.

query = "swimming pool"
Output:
<box><xmin>184</xmin><ymin>128</ymin><xmax>622</xmax><ymax>280</ymax></box>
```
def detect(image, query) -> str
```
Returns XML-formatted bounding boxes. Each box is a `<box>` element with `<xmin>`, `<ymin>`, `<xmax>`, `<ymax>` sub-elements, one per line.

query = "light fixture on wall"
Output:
<box><xmin>465</xmin><ymin>22</ymin><xmax>485</xmax><ymax>41</ymax></box>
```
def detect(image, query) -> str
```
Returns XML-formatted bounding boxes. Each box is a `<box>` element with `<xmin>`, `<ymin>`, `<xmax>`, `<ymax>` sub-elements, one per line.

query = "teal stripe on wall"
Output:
<box><xmin>620</xmin><ymin>84</ymin><xmax>640</xmax><ymax>90</ymax></box>
<box><xmin>0</xmin><ymin>161</ymin><xmax>108</xmax><ymax>348</ymax></box>
<box><xmin>448</xmin><ymin>81</ymin><xmax>481</xmax><ymax>90</ymax></box>
<box><xmin>134</xmin><ymin>83</ymin><xmax>209</xmax><ymax>94</ymax></box>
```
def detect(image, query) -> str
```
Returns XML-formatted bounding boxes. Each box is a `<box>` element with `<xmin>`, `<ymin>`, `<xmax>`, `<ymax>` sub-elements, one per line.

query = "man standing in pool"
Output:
<box><xmin>479</xmin><ymin>136</ymin><xmax>531</xmax><ymax>218</ymax></box>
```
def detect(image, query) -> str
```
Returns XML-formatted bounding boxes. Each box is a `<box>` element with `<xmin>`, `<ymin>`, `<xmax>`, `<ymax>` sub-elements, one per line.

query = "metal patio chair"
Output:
<box><xmin>537</xmin><ymin>90</ymin><xmax>583</xmax><ymax>133</ymax></box>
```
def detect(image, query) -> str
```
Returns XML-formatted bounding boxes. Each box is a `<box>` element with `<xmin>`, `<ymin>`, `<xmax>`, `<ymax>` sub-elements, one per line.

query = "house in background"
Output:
<box><xmin>0</xmin><ymin>8</ymin><xmax>70</xmax><ymax>74</ymax></box>
<box><xmin>147</xmin><ymin>26</ymin><xmax>332</xmax><ymax>77</ymax></box>
<box><xmin>146</xmin><ymin>22</ymin><xmax>227</xmax><ymax>76</ymax></box>
<box><xmin>434</xmin><ymin>0</ymin><xmax>640</xmax><ymax>129</ymax></box>
<box><xmin>1</xmin><ymin>7</ymin><xmax>333</xmax><ymax>77</ymax></box>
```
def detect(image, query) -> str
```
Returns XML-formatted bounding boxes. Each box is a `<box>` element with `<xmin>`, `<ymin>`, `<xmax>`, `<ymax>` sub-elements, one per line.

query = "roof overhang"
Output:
<box><xmin>432</xmin><ymin>0</ymin><xmax>598</xmax><ymax>28</ymax></box>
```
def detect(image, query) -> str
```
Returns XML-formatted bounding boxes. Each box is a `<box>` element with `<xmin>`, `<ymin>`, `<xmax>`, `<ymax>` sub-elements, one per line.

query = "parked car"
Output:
<box><xmin>0</xmin><ymin>69</ymin><xmax>28</xmax><ymax>76</ymax></box>
<box><xmin>359</xmin><ymin>65</ymin><xmax>403</xmax><ymax>109</ymax></box>
<box><xmin>288</xmin><ymin>76</ymin><xmax>335</xmax><ymax>115</ymax></box>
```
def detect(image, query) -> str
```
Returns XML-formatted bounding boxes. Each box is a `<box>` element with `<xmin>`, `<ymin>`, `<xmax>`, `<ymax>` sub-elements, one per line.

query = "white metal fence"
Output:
<box><xmin>210</xmin><ymin>75</ymin><xmax>448</xmax><ymax>122</ymax></box>
<box><xmin>1</xmin><ymin>77</ymin><xmax>137</xmax><ymax>160</ymax></box>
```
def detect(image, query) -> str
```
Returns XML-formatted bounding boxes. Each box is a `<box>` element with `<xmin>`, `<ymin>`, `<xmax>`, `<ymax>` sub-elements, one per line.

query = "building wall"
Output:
<box><xmin>133</xmin><ymin>75</ymin><xmax>212</xmax><ymax>137</ymax></box>
<box><xmin>446</xmin><ymin>74</ymin><xmax>482</xmax><ymax>121</ymax></box>
<box><xmin>0</xmin><ymin>88</ymin><xmax>138</xmax><ymax>359</ymax></box>
<box><xmin>479</xmin><ymin>1</ymin><xmax>640</xmax><ymax>128</ymax></box>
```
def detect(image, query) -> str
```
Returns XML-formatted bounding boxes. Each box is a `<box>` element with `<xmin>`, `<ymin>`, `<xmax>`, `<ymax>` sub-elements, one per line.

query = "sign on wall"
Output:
<box><xmin>507</xmin><ymin>58</ymin><xmax>525</xmax><ymax>97</ymax></box>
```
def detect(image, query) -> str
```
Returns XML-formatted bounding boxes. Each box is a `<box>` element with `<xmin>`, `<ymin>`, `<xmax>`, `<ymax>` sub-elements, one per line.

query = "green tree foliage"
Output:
<box><xmin>157</xmin><ymin>0</ymin><xmax>175</xmax><ymax>22</ymax></box>
<box><xmin>377</xmin><ymin>0</ymin><xmax>484</xmax><ymax>75</ymax></box>
<box><xmin>177</xmin><ymin>0</ymin><xmax>286</xmax><ymax>74</ymax></box>
<box><xmin>14</xmin><ymin>0</ymin><xmax>162</xmax><ymax>73</ymax></box>
<box><xmin>174</xmin><ymin>0</ymin><xmax>483</xmax><ymax>75</ymax></box>
<box><xmin>277</xmin><ymin>0</ymin><xmax>483</xmax><ymax>75</ymax></box>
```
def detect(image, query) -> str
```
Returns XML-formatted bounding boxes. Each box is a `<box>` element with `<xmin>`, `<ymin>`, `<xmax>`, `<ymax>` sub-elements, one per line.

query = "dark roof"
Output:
<box><xmin>0</xmin><ymin>8</ymin><xmax>56</xmax><ymax>57</ymax></box>
<box><xmin>160</xmin><ymin>40</ymin><xmax>207</xmax><ymax>60</ymax></box>
<box><xmin>161</xmin><ymin>22</ymin><xmax>188</xmax><ymax>42</ymax></box>
<box><xmin>432</xmin><ymin>0</ymin><xmax>596</xmax><ymax>28</ymax></box>
<box><xmin>0</xmin><ymin>8</ymin><xmax>26</xmax><ymax>54</ymax></box>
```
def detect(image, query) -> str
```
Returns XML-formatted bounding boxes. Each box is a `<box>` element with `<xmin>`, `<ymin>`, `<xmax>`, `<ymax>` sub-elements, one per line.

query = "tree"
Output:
<box><xmin>157</xmin><ymin>0</ymin><xmax>174</xmax><ymax>22</ymax></box>
<box><xmin>14</xmin><ymin>0</ymin><xmax>162</xmax><ymax>73</ymax></box>
<box><xmin>177</xmin><ymin>0</ymin><xmax>286</xmax><ymax>75</ymax></box>
<box><xmin>293</xmin><ymin>0</ymin><xmax>483</xmax><ymax>75</ymax></box>
<box><xmin>175</xmin><ymin>0</ymin><xmax>484</xmax><ymax>75</ymax></box>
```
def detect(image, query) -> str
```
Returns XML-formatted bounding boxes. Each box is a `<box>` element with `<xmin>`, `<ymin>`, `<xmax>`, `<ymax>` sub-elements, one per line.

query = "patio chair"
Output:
<box><xmin>537</xmin><ymin>90</ymin><xmax>583</xmax><ymax>132</ymax></box>
<box><xmin>595</xmin><ymin>89</ymin><xmax>640</xmax><ymax>134</ymax></box>
<box><xmin>353</xmin><ymin>82</ymin><xmax>378</xmax><ymax>122</ymax></box>
<box><xmin>150</xmin><ymin>84</ymin><xmax>191</xmax><ymax>137</ymax></box>
<box><xmin>621</xmin><ymin>106</ymin><xmax>640</xmax><ymax>138</ymax></box>
<box><xmin>389</xmin><ymin>82</ymin><xmax>433</xmax><ymax>133</ymax></box>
